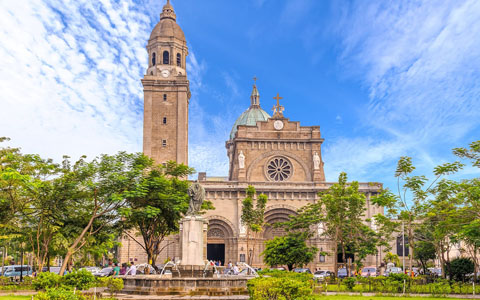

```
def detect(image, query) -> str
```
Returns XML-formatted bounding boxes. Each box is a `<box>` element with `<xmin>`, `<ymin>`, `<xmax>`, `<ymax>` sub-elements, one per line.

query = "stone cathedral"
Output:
<box><xmin>118</xmin><ymin>1</ymin><xmax>383</xmax><ymax>270</ymax></box>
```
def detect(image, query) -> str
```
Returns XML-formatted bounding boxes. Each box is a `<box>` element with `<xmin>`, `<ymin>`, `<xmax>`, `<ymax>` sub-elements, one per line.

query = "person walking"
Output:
<box><xmin>233</xmin><ymin>264</ymin><xmax>239</xmax><ymax>275</ymax></box>
<box><xmin>113</xmin><ymin>263</ymin><xmax>120</xmax><ymax>276</ymax></box>
<box><xmin>126</xmin><ymin>262</ymin><xmax>136</xmax><ymax>275</ymax></box>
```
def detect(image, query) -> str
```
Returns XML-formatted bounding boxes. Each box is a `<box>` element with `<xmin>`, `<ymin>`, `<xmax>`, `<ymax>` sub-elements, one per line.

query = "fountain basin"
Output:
<box><xmin>120</xmin><ymin>275</ymin><xmax>248</xmax><ymax>296</ymax></box>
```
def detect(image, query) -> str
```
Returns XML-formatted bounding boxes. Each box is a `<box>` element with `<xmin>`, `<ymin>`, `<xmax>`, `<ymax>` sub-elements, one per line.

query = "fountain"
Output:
<box><xmin>120</xmin><ymin>182</ymin><xmax>250</xmax><ymax>297</ymax></box>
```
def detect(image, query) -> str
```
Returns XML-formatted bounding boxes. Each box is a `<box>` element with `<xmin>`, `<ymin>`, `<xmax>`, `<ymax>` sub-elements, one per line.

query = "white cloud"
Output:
<box><xmin>0</xmin><ymin>0</ymin><xmax>153</xmax><ymax>161</ymax></box>
<box><xmin>324</xmin><ymin>0</ymin><xmax>480</xmax><ymax>184</ymax></box>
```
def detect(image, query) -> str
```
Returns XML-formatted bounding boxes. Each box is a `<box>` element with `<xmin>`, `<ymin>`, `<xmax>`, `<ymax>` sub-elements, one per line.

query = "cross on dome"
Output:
<box><xmin>272</xmin><ymin>93</ymin><xmax>285</xmax><ymax>117</ymax></box>
<box><xmin>250</xmin><ymin>76</ymin><xmax>260</xmax><ymax>107</ymax></box>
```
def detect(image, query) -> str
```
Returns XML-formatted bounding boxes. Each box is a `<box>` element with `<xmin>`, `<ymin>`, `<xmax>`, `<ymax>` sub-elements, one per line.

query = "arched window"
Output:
<box><xmin>163</xmin><ymin>117</ymin><xmax>167</xmax><ymax>124</ymax></box>
<box><xmin>163</xmin><ymin>94</ymin><xmax>167</xmax><ymax>101</ymax></box>
<box><xmin>163</xmin><ymin>51</ymin><xmax>169</xmax><ymax>64</ymax></box>
<box><xmin>176</xmin><ymin>53</ymin><xmax>181</xmax><ymax>67</ymax></box>
<box><xmin>152</xmin><ymin>52</ymin><xmax>156</xmax><ymax>66</ymax></box>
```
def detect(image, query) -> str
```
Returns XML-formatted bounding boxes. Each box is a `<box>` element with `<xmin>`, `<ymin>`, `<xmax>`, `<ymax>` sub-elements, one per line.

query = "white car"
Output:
<box><xmin>314</xmin><ymin>270</ymin><xmax>332</xmax><ymax>281</ymax></box>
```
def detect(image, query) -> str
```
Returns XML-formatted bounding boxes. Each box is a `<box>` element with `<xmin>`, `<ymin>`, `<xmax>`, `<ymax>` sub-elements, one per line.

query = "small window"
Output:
<box><xmin>152</xmin><ymin>52</ymin><xmax>156</xmax><ymax>66</ymax></box>
<box><xmin>163</xmin><ymin>117</ymin><xmax>167</xmax><ymax>124</ymax></box>
<box><xmin>176</xmin><ymin>53</ymin><xmax>181</xmax><ymax>67</ymax></box>
<box><xmin>163</xmin><ymin>94</ymin><xmax>167</xmax><ymax>101</ymax></box>
<box><xmin>239</xmin><ymin>254</ymin><xmax>246</xmax><ymax>262</ymax></box>
<box><xmin>319</xmin><ymin>247</ymin><xmax>326</xmax><ymax>262</ymax></box>
<box><xmin>162</xmin><ymin>140</ymin><xmax>167</xmax><ymax>147</ymax></box>
<box><xmin>163</xmin><ymin>51</ymin><xmax>169</xmax><ymax>64</ymax></box>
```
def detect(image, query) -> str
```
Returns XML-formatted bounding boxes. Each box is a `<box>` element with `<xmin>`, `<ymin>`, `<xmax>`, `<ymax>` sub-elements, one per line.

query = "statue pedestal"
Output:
<box><xmin>179</xmin><ymin>216</ymin><xmax>208</xmax><ymax>266</ymax></box>
<box><xmin>313</xmin><ymin>169</ymin><xmax>325</xmax><ymax>182</ymax></box>
<box><xmin>238</xmin><ymin>168</ymin><xmax>246</xmax><ymax>181</ymax></box>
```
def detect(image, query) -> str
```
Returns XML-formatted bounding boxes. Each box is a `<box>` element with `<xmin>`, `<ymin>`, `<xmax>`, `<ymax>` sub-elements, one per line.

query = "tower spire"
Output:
<box><xmin>161</xmin><ymin>0</ymin><xmax>176</xmax><ymax>21</ymax></box>
<box><xmin>250</xmin><ymin>76</ymin><xmax>260</xmax><ymax>107</ymax></box>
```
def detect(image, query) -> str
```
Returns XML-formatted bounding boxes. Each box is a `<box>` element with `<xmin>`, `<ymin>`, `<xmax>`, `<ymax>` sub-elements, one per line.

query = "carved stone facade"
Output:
<box><xmin>118</xmin><ymin>1</ymin><xmax>385</xmax><ymax>271</ymax></box>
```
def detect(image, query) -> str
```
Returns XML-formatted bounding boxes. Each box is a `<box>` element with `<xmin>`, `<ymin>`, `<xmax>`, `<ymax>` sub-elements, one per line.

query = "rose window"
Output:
<box><xmin>266</xmin><ymin>157</ymin><xmax>292</xmax><ymax>181</ymax></box>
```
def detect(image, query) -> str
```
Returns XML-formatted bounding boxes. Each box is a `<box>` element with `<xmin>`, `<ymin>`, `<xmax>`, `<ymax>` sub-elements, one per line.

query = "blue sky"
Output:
<box><xmin>1</xmin><ymin>0</ymin><xmax>479</xmax><ymax>191</ymax></box>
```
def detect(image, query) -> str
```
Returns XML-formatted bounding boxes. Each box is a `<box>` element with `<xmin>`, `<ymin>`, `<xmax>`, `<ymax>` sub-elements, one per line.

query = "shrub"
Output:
<box><xmin>97</xmin><ymin>277</ymin><xmax>124</xmax><ymax>296</ymax></box>
<box><xmin>62</xmin><ymin>269</ymin><xmax>96</xmax><ymax>290</ymax></box>
<box><xmin>0</xmin><ymin>276</ymin><xmax>12</xmax><ymax>286</ymax></box>
<box><xmin>33</xmin><ymin>272</ymin><xmax>62</xmax><ymax>290</ymax></box>
<box><xmin>449</xmin><ymin>257</ymin><xmax>474</xmax><ymax>282</ymax></box>
<box><xmin>248</xmin><ymin>271</ymin><xmax>314</xmax><ymax>300</ymax></box>
<box><xmin>34</xmin><ymin>287</ymin><xmax>85</xmax><ymax>300</ymax></box>
<box><xmin>343</xmin><ymin>277</ymin><xmax>355</xmax><ymax>291</ymax></box>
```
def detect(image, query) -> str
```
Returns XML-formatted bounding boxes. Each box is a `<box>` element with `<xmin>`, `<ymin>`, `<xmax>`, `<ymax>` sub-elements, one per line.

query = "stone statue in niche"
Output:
<box><xmin>313</xmin><ymin>152</ymin><xmax>320</xmax><ymax>170</ymax></box>
<box><xmin>186</xmin><ymin>181</ymin><xmax>205</xmax><ymax>216</ymax></box>
<box><xmin>238</xmin><ymin>151</ymin><xmax>245</xmax><ymax>169</ymax></box>
<box><xmin>239</xmin><ymin>220</ymin><xmax>247</xmax><ymax>235</ymax></box>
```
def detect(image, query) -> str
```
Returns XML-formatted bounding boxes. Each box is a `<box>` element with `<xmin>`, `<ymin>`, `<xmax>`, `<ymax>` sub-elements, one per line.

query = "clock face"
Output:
<box><xmin>161</xmin><ymin>69</ymin><xmax>170</xmax><ymax>78</ymax></box>
<box><xmin>274</xmin><ymin>120</ymin><xmax>284</xmax><ymax>130</ymax></box>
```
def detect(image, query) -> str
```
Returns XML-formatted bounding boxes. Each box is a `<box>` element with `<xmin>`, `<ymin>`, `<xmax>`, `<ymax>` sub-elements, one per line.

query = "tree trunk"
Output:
<box><xmin>341</xmin><ymin>244</ymin><xmax>348</xmax><ymax>277</ymax></box>
<box><xmin>59</xmin><ymin>211</ymin><xmax>97</xmax><ymax>275</ymax></box>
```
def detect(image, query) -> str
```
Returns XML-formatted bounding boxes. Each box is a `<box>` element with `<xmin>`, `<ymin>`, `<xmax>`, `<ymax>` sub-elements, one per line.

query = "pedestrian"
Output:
<box><xmin>113</xmin><ymin>263</ymin><xmax>120</xmax><ymax>276</ymax></box>
<box><xmin>126</xmin><ymin>262</ymin><xmax>137</xmax><ymax>275</ymax></box>
<box><xmin>233</xmin><ymin>264</ymin><xmax>239</xmax><ymax>275</ymax></box>
<box><xmin>120</xmin><ymin>263</ymin><xmax>127</xmax><ymax>275</ymax></box>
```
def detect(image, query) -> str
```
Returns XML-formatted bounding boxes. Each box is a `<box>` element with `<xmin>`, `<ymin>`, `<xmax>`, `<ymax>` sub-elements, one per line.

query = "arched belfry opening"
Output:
<box><xmin>152</xmin><ymin>52</ymin><xmax>156</xmax><ymax>66</ymax></box>
<box><xmin>176</xmin><ymin>53</ymin><xmax>181</xmax><ymax>67</ymax></box>
<box><xmin>163</xmin><ymin>51</ymin><xmax>169</xmax><ymax>64</ymax></box>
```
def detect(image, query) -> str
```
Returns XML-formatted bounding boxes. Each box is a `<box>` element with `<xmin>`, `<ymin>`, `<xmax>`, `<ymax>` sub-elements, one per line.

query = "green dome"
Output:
<box><xmin>230</xmin><ymin>106</ymin><xmax>271</xmax><ymax>140</ymax></box>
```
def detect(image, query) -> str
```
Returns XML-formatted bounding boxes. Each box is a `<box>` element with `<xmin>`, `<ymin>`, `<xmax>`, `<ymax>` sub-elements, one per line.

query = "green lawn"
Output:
<box><xmin>0</xmin><ymin>296</ymin><xmax>31</xmax><ymax>300</ymax></box>
<box><xmin>317</xmin><ymin>296</ymin><xmax>474</xmax><ymax>300</ymax></box>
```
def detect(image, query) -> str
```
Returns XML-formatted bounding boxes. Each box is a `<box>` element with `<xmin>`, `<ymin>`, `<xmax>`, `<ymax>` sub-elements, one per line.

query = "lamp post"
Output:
<box><xmin>402</xmin><ymin>222</ymin><xmax>406</xmax><ymax>274</ymax></box>
<box><xmin>1</xmin><ymin>246</ymin><xmax>5</xmax><ymax>276</ymax></box>
<box><xmin>20</xmin><ymin>242</ymin><xmax>25</xmax><ymax>282</ymax></box>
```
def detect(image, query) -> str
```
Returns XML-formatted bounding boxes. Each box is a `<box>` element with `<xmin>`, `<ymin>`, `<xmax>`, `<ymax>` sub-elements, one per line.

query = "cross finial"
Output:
<box><xmin>253</xmin><ymin>76</ymin><xmax>257</xmax><ymax>85</ymax></box>
<box><xmin>272</xmin><ymin>93</ymin><xmax>285</xmax><ymax>117</ymax></box>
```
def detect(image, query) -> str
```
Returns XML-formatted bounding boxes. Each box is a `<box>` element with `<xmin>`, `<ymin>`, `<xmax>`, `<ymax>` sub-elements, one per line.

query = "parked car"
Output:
<box><xmin>427</xmin><ymin>267</ymin><xmax>442</xmax><ymax>277</ymax></box>
<box><xmin>41</xmin><ymin>266</ymin><xmax>63</xmax><ymax>274</ymax></box>
<box><xmin>337</xmin><ymin>268</ymin><xmax>348</xmax><ymax>278</ymax></box>
<box><xmin>93</xmin><ymin>267</ymin><xmax>113</xmax><ymax>277</ymax></box>
<box><xmin>361</xmin><ymin>267</ymin><xmax>377</xmax><ymax>277</ymax></box>
<box><xmin>293</xmin><ymin>268</ymin><xmax>312</xmax><ymax>274</ymax></box>
<box><xmin>313</xmin><ymin>270</ymin><xmax>332</xmax><ymax>281</ymax></box>
<box><xmin>80</xmin><ymin>266</ymin><xmax>101</xmax><ymax>274</ymax></box>
<box><xmin>3</xmin><ymin>265</ymin><xmax>33</xmax><ymax>277</ymax></box>
<box><xmin>384</xmin><ymin>266</ymin><xmax>403</xmax><ymax>276</ymax></box>
<box><xmin>269</xmin><ymin>267</ymin><xmax>286</xmax><ymax>271</ymax></box>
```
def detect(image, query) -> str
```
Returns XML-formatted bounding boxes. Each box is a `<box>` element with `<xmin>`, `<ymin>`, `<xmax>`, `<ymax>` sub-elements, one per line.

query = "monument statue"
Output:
<box><xmin>238</xmin><ymin>150</ymin><xmax>245</xmax><ymax>169</ymax></box>
<box><xmin>187</xmin><ymin>181</ymin><xmax>205</xmax><ymax>216</ymax></box>
<box><xmin>313</xmin><ymin>151</ymin><xmax>320</xmax><ymax>170</ymax></box>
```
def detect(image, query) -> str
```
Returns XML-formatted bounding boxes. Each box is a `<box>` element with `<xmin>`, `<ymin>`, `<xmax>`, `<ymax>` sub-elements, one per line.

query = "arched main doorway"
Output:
<box><xmin>207</xmin><ymin>216</ymin><xmax>237</xmax><ymax>266</ymax></box>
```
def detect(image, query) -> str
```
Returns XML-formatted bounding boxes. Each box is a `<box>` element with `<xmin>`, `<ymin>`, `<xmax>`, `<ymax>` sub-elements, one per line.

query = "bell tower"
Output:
<box><xmin>142</xmin><ymin>0</ymin><xmax>190</xmax><ymax>165</ymax></box>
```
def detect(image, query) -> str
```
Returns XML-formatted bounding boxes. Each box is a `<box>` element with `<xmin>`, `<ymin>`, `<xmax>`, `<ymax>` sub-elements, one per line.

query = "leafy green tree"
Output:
<box><xmin>373</xmin><ymin>157</ymin><xmax>463</xmax><ymax>276</ymax></box>
<box><xmin>241</xmin><ymin>185</ymin><xmax>267</xmax><ymax>266</ymax></box>
<box><xmin>454</xmin><ymin>141</ymin><xmax>480</xmax><ymax>279</ymax></box>
<box><xmin>449</xmin><ymin>257</ymin><xmax>474</xmax><ymax>282</ymax></box>
<box><xmin>278</xmin><ymin>172</ymin><xmax>383</xmax><ymax>276</ymax></box>
<box><xmin>413</xmin><ymin>239</ymin><xmax>436</xmax><ymax>275</ymax></box>
<box><xmin>383</xmin><ymin>252</ymin><xmax>400</xmax><ymax>266</ymax></box>
<box><xmin>262</xmin><ymin>233</ymin><xmax>316</xmax><ymax>271</ymax></box>
<box><xmin>58</xmin><ymin>152</ymin><xmax>148</xmax><ymax>275</ymax></box>
<box><xmin>121</xmin><ymin>160</ymin><xmax>211</xmax><ymax>269</ymax></box>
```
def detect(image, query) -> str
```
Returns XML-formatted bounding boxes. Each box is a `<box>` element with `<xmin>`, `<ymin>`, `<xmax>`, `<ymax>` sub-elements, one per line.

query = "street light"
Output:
<box><xmin>20</xmin><ymin>242</ymin><xmax>25</xmax><ymax>282</ymax></box>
